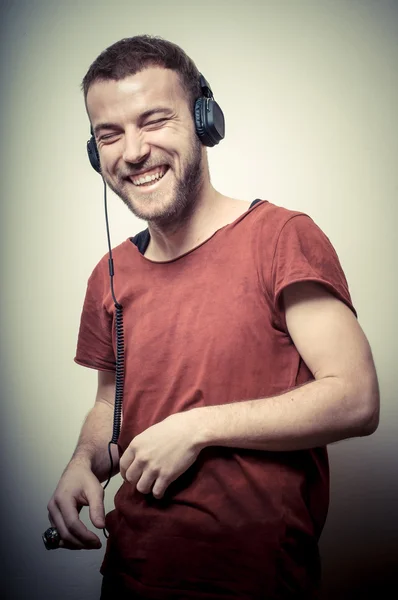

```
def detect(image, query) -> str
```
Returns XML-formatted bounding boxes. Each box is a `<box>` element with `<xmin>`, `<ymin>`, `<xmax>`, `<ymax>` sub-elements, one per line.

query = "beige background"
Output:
<box><xmin>1</xmin><ymin>0</ymin><xmax>397</xmax><ymax>598</ymax></box>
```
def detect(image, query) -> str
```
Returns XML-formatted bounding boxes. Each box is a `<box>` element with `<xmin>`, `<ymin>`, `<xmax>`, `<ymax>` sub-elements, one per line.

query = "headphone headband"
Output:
<box><xmin>199</xmin><ymin>74</ymin><xmax>213</xmax><ymax>99</ymax></box>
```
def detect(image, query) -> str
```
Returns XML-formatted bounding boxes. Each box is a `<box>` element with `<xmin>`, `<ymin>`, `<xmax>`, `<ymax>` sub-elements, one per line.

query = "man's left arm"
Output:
<box><xmin>120</xmin><ymin>281</ymin><xmax>380</xmax><ymax>497</ymax></box>
<box><xmin>193</xmin><ymin>281</ymin><xmax>380</xmax><ymax>452</ymax></box>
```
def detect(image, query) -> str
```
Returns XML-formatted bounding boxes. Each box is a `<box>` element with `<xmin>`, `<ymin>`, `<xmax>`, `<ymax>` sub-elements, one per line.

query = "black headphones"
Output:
<box><xmin>86</xmin><ymin>74</ymin><xmax>225</xmax><ymax>174</ymax></box>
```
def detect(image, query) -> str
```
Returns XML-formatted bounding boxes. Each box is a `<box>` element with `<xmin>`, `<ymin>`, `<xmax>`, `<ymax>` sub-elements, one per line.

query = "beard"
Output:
<box><xmin>104</xmin><ymin>134</ymin><xmax>204</xmax><ymax>231</ymax></box>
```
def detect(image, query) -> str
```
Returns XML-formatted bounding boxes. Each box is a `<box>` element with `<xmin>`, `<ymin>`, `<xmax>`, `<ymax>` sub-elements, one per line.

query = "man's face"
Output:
<box><xmin>86</xmin><ymin>67</ymin><xmax>204</xmax><ymax>224</ymax></box>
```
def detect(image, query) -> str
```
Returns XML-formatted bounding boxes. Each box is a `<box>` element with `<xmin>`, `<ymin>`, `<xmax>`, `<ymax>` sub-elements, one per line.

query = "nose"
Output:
<box><xmin>122</xmin><ymin>127</ymin><xmax>150</xmax><ymax>164</ymax></box>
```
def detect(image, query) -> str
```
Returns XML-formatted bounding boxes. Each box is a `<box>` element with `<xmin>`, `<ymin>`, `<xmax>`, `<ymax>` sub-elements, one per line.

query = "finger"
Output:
<box><xmin>56</xmin><ymin>498</ymin><xmax>102</xmax><ymax>549</ymax></box>
<box><xmin>48</xmin><ymin>504</ymin><xmax>84</xmax><ymax>548</ymax></box>
<box><xmin>135</xmin><ymin>471</ymin><xmax>157</xmax><ymax>495</ymax></box>
<box><xmin>85</xmin><ymin>483</ymin><xmax>106</xmax><ymax>529</ymax></box>
<box><xmin>119</xmin><ymin>446</ymin><xmax>135</xmax><ymax>480</ymax></box>
<box><xmin>152</xmin><ymin>476</ymin><xmax>169</xmax><ymax>500</ymax></box>
<box><xmin>47</xmin><ymin>510</ymin><xmax>73</xmax><ymax>549</ymax></box>
<box><xmin>124</xmin><ymin>460</ymin><xmax>146</xmax><ymax>489</ymax></box>
<box><xmin>48</xmin><ymin>507</ymin><xmax>86</xmax><ymax>550</ymax></box>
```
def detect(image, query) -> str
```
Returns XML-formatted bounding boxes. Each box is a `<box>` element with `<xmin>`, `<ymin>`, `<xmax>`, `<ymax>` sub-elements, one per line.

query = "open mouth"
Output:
<box><xmin>129</xmin><ymin>165</ymin><xmax>169</xmax><ymax>188</ymax></box>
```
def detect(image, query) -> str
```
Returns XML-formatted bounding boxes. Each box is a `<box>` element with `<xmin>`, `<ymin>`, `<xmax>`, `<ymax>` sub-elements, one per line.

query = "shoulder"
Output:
<box><xmin>87</xmin><ymin>239</ymin><xmax>133</xmax><ymax>285</ymax></box>
<box><xmin>251</xmin><ymin>199</ymin><xmax>309</xmax><ymax>226</ymax></box>
<box><xmin>247</xmin><ymin>200</ymin><xmax>320</xmax><ymax>248</ymax></box>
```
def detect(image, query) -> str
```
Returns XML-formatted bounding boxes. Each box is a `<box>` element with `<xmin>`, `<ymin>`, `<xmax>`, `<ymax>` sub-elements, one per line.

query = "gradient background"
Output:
<box><xmin>0</xmin><ymin>1</ymin><xmax>397</xmax><ymax>599</ymax></box>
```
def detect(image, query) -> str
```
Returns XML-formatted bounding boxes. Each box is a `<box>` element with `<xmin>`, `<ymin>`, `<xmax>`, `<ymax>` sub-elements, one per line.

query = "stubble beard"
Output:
<box><xmin>105</xmin><ymin>136</ymin><xmax>204</xmax><ymax>232</ymax></box>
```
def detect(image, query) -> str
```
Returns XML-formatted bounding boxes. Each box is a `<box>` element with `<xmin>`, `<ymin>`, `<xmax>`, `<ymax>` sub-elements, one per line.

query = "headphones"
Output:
<box><xmin>86</xmin><ymin>74</ymin><xmax>225</xmax><ymax>174</ymax></box>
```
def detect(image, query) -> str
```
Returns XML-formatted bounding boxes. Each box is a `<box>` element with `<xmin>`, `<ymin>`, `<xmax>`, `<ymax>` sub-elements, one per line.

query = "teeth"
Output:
<box><xmin>132</xmin><ymin>169</ymin><xmax>166</xmax><ymax>186</ymax></box>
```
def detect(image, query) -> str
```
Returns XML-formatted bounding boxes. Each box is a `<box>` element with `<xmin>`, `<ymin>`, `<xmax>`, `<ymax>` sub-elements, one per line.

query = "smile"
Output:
<box><xmin>130</xmin><ymin>165</ymin><xmax>169</xmax><ymax>187</ymax></box>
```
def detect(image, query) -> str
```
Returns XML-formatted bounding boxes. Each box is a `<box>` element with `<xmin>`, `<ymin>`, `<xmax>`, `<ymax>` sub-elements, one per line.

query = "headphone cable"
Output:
<box><xmin>101</xmin><ymin>177</ymin><xmax>125</xmax><ymax>539</ymax></box>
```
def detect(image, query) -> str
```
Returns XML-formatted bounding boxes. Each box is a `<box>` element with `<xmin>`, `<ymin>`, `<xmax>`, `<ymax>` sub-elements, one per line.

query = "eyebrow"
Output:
<box><xmin>93</xmin><ymin>107</ymin><xmax>173</xmax><ymax>137</ymax></box>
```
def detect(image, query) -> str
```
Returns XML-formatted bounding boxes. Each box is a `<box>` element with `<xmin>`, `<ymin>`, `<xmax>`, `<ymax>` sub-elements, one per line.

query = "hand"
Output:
<box><xmin>47</xmin><ymin>460</ymin><xmax>105</xmax><ymax>550</ymax></box>
<box><xmin>119</xmin><ymin>411</ymin><xmax>202</xmax><ymax>499</ymax></box>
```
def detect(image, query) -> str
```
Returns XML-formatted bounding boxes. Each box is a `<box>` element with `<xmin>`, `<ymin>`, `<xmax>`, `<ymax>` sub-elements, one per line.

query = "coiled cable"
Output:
<box><xmin>101</xmin><ymin>177</ymin><xmax>125</xmax><ymax>538</ymax></box>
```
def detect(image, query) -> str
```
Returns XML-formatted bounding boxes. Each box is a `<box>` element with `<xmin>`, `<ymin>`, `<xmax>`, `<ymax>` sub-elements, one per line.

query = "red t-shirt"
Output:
<box><xmin>75</xmin><ymin>200</ymin><xmax>356</xmax><ymax>599</ymax></box>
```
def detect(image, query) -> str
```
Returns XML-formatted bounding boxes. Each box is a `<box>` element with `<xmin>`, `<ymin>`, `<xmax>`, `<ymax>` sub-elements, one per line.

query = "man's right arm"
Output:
<box><xmin>46</xmin><ymin>370</ymin><xmax>119</xmax><ymax>550</ymax></box>
<box><xmin>72</xmin><ymin>370</ymin><xmax>120</xmax><ymax>482</ymax></box>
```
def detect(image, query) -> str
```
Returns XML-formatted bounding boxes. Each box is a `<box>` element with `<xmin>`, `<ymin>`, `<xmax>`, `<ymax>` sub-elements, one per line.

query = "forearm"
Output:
<box><xmin>193</xmin><ymin>376</ymin><xmax>377</xmax><ymax>452</ymax></box>
<box><xmin>71</xmin><ymin>400</ymin><xmax>120</xmax><ymax>482</ymax></box>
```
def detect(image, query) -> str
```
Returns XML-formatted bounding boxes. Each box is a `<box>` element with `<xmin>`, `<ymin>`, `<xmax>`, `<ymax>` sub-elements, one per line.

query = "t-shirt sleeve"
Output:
<box><xmin>74</xmin><ymin>262</ymin><xmax>116</xmax><ymax>372</ymax></box>
<box><xmin>271</xmin><ymin>214</ymin><xmax>357</xmax><ymax>332</ymax></box>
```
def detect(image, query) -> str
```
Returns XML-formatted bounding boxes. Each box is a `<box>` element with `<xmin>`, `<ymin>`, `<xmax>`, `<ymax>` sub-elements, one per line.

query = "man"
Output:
<box><xmin>46</xmin><ymin>35</ymin><xmax>379</xmax><ymax>599</ymax></box>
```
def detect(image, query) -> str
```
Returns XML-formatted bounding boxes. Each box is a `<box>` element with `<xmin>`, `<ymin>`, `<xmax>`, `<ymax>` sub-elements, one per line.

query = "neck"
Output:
<box><xmin>146</xmin><ymin>180</ymin><xmax>226</xmax><ymax>261</ymax></box>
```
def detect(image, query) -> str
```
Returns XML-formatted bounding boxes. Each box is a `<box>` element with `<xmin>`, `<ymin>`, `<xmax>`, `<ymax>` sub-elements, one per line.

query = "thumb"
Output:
<box><xmin>86</xmin><ymin>481</ymin><xmax>106</xmax><ymax>529</ymax></box>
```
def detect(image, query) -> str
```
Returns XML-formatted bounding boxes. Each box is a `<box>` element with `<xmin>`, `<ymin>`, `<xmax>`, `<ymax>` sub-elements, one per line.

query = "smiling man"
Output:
<box><xmin>46</xmin><ymin>36</ymin><xmax>379</xmax><ymax>599</ymax></box>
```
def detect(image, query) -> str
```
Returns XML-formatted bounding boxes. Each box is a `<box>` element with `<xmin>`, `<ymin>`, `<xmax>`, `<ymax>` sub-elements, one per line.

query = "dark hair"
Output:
<box><xmin>82</xmin><ymin>35</ymin><xmax>202</xmax><ymax>109</ymax></box>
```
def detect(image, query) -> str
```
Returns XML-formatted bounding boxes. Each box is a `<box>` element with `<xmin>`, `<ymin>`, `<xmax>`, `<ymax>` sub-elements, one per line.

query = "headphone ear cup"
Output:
<box><xmin>87</xmin><ymin>136</ymin><xmax>101</xmax><ymax>173</ymax></box>
<box><xmin>194</xmin><ymin>97</ymin><xmax>225</xmax><ymax>147</ymax></box>
<box><xmin>194</xmin><ymin>97</ymin><xmax>208</xmax><ymax>145</ymax></box>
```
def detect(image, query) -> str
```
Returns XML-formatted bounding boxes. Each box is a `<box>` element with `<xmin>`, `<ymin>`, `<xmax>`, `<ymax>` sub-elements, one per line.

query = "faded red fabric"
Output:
<box><xmin>75</xmin><ymin>200</ymin><xmax>356</xmax><ymax>599</ymax></box>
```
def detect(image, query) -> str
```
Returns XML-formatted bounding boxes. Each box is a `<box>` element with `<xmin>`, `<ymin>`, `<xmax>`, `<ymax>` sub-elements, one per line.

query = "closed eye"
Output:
<box><xmin>144</xmin><ymin>118</ymin><xmax>169</xmax><ymax>128</ymax></box>
<box><xmin>98</xmin><ymin>132</ymin><xmax>121</xmax><ymax>143</ymax></box>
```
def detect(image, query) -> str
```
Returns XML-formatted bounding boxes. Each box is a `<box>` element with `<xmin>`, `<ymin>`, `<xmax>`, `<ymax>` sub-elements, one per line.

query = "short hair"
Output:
<box><xmin>81</xmin><ymin>35</ymin><xmax>202</xmax><ymax>109</ymax></box>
